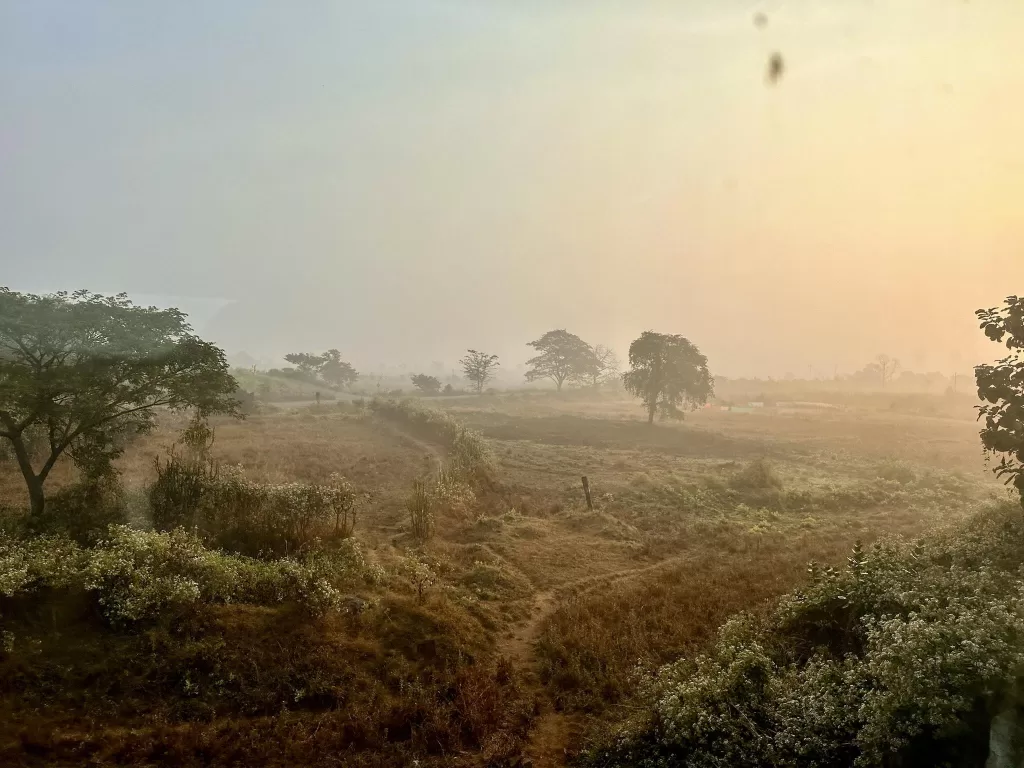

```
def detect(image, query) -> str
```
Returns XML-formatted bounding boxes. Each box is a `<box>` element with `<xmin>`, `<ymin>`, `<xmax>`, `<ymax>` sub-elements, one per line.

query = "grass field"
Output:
<box><xmin>0</xmin><ymin>388</ymin><xmax>1003</xmax><ymax>766</ymax></box>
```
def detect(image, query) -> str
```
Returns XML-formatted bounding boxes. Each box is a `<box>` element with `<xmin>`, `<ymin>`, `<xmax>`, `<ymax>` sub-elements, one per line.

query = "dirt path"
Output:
<box><xmin>499</xmin><ymin>557</ymin><xmax>688</xmax><ymax>767</ymax></box>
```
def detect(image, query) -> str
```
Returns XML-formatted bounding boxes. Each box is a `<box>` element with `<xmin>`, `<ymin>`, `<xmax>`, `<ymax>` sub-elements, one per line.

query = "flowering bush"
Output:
<box><xmin>589</xmin><ymin>502</ymin><xmax>1024</xmax><ymax>768</ymax></box>
<box><xmin>2</xmin><ymin>526</ymin><xmax>382</xmax><ymax>627</ymax></box>
<box><xmin>0</xmin><ymin>533</ymin><xmax>85</xmax><ymax>597</ymax></box>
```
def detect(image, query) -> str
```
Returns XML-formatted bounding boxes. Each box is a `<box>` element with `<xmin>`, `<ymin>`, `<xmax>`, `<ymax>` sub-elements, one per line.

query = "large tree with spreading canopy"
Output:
<box><xmin>0</xmin><ymin>288</ymin><xmax>240</xmax><ymax>517</ymax></box>
<box><xmin>623</xmin><ymin>331</ymin><xmax>713</xmax><ymax>424</ymax></box>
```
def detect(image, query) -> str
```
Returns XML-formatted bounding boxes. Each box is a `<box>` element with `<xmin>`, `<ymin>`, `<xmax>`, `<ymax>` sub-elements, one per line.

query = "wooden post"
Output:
<box><xmin>581</xmin><ymin>476</ymin><xmax>593</xmax><ymax>510</ymax></box>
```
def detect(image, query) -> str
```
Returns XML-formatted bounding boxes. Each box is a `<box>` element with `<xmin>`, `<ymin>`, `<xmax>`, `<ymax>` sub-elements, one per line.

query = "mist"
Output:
<box><xmin>3</xmin><ymin>0</ymin><xmax>1023</xmax><ymax>377</ymax></box>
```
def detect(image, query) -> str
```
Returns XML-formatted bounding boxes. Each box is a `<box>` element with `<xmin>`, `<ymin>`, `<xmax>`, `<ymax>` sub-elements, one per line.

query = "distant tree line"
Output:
<box><xmin>404</xmin><ymin>329</ymin><xmax>713</xmax><ymax>423</ymax></box>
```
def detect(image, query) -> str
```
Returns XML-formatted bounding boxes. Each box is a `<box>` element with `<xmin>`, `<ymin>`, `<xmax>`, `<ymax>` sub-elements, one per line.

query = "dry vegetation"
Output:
<box><xmin>0</xmin><ymin>389</ymin><xmax>1004</xmax><ymax>766</ymax></box>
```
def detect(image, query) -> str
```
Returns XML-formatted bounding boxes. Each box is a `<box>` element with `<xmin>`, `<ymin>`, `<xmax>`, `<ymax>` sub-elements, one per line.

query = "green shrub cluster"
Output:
<box><xmin>28</xmin><ymin>474</ymin><xmax>128</xmax><ymax>544</ymax></box>
<box><xmin>589</xmin><ymin>502</ymin><xmax>1024</xmax><ymax>768</ymax></box>
<box><xmin>1</xmin><ymin>526</ymin><xmax>383</xmax><ymax>626</ymax></box>
<box><xmin>150</xmin><ymin>456</ymin><xmax>356</xmax><ymax>557</ymax></box>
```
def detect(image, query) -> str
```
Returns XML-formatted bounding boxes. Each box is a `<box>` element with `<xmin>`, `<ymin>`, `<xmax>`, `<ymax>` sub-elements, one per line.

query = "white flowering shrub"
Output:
<box><xmin>590</xmin><ymin>502</ymin><xmax>1024</xmax><ymax>768</ymax></box>
<box><xmin>2</xmin><ymin>526</ymin><xmax>383</xmax><ymax>627</ymax></box>
<box><xmin>0</xmin><ymin>533</ymin><xmax>85</xmax><ymax>597</ymax></box>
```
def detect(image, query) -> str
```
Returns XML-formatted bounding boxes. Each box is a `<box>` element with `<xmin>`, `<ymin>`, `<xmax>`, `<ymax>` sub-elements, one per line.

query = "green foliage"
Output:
<box><xmin>976</xmin><ymin>295</ymin><xmax>1024</xmax><ymax>505</ymax></box>
<box><xmin>283</xmin><ymin>349</ymin><xmax>358</xmax><ymax>388</ymax></box>
<box><xmin>410</xmin><ymin>373</ymin><xmax>442</xmax><ymax>394</ymax></box>
<box><xmin>28</xmin><ymin>474</ymin><xmax>128</xmax><ymax>544</ymax></box>
<box><xmin>319</xmin><ymin>349</ymin><xmax>359</xmax><ymax>388</ymax></box>
<box><xmin>588</xmin><ymin>502</ymin><xmax>1024</xmax><ymax>768</ymax></box>
<box><xmin>0</xmin><ymin>287</ymin><xmax>239</xmax><ymax>518</ymax></box>
<box><xmin>623</xmin><ymin>331</ymin><xmax>714</xmax><ymax>424</ymax></box>
<box><xmin>1</xmin><ymin>526</ymin><xmax>382</xmax><ymax>626</ymax></box>
<box><xmin>150</xmin><ymin>456</ymin><xmax>357</xmax><ymax>557</ymax></box>
<box><xmin>460</xmin><ymin>349</ymin><xmax>499</xmax><ymax>394</ymax></box>
<box><xmin>0</xmin><ymin>533</ymin><xmax>86</xmax><ymax>598</ymax></box>
<box><xmin>524</xmin><ymin>329</ymin><xmax>594</xmax><ymax>391</ymax></box>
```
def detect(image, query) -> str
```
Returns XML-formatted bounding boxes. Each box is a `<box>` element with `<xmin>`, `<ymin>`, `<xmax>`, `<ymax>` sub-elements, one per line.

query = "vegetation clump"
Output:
<box><xmin>150</xmin><ymin>448</ymin><xmax>357</xmax><ymax>557</ymax></box>
<box><xmin>586</xmin><ymin>502</ymin><xmax>1024</xmax><ymax>768</ymax></box>
<box><xmin>1</xmin><ymin>525</ymin><xmax>382</xmax><ymax>626</ymax></box>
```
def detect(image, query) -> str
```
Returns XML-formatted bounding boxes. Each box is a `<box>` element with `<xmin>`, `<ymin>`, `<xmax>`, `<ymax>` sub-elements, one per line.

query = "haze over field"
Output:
<box><xmin>3</xmin><ymin>0</ymin><xmax>1022</xmax><ymax>375</ymax></box>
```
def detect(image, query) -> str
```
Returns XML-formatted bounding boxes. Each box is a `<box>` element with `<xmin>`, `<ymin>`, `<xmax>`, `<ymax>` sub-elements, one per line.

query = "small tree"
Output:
<box><xmin>319</xmin><ymin>349</ymin><xmax>358</xmax><ymax>388</ymax></box>
<box><xmin>0</xmin><ymin>288</ymin><xmax>240</xmax><ymax>517</ymax></box>
<box><xmin>461</xmin><ymin>350</ymin><xmax>499</xmax><ymax>394</ymax></box>
<box><xmin>587</xmin><ymin>344</ymin><xmax>621</xmax><ymax>389</ymax></box>
<box><xmin>524</xmin><ymin>329</ymin><xmax>594</xmax><ymax>391</ymax></box>
<box><xmin>875</xmin><ymin>354</ymin><xmax>901</xmax><ymax>387</ymax></box>
<box><xmin>410</xmin><ymin>374</ymin><xmax>442</xmax><ymax>394</ymax></box>
<box><xmin>976</xmin><ymin>295</ymin><xmax>1024</xmax><ymax>504</ymax></box>
<box><xmin>623</xmin><ymin>331</ymin><xmax>713</xmax><ymax>424</ymax></box>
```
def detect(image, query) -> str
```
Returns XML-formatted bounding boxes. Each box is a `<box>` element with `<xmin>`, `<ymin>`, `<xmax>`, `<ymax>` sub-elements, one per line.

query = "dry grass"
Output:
<box><xmin>0</xmin><ymin>390</ymin><xmax>1002</xmax><ymax>766</ymax></box>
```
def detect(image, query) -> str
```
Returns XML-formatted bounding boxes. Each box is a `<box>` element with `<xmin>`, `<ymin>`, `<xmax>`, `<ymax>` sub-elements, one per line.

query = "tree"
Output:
<box><xmin>623</xmin><ymin>331</ymin><xmax>713</xmax><ymax>424</ymax></box>
<box><xmin>0</xmin><ymin>288</ymin><xmax>239</xmax><ymax>517</ymax></box>
<box><xmin>875</xmin><ymin>354</ymin><xmax>901</xmax><ymax>387</ymax></box>
<box><xmin>587</xmin><ymin>344</ymin><xmax>621</xmax><ymax>389</ymax></box>
<box><xmin>283</xmin><ymin>352</ymin><xmax>322</xmax><ymax>376</ymax></box>
<box><xmin>460</xmin><ymin>350</ymin><xmax>499</xmax><ymax>394</ymax></box>
<box><xmin>410</xmin><ymin>374</ymin><xmax>442</xmax><ymax>394</ymax></box>
<box><xmin>524</xmin><ymin>329</ymin><xmax>593</xmax><ymax>391</ymax></box>
<box><xmin>975</xmin><ymin>296</ymin><xmax>1024</xmax><ymax>505</ymax></box>
<box><xmin>283</xmin><ymin>349</ymin><xmax>357</xmax><ymax>388</ymax></box>
<box><xmin>319</xmin><ymin>349</ymin><xmax>358</xmax><ymax>388</ymax></box>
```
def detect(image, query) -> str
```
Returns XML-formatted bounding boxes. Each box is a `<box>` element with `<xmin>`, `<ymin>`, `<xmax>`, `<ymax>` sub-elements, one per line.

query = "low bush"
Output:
<box><xmin>150</xmin><ymin>455</ymin><xmax>357</xmax><ymax>557</ymax></box>
<box><xmin>28</xmin><ymin>474</ymin><xmax>128</xmax><ymax>544</ymax></box>
<box><xmin>731</xmin><ymin>457</ymin><xmax>784</xmax><ymax>492</ymax></box>
<box><xmin>587</xmin><ymin>501</ymin><xmax>1024</xmax><ymax>768</ymax></box>
<box><xmin>1</xmin><ymin>527</ymin><xmax>383</xmax><ymax>627</ymax></box>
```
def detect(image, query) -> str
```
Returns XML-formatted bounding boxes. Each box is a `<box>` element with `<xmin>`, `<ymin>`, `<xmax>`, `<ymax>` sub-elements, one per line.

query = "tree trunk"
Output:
<box><xmin>648</xmin><ymin>402</ymin><xmax>656</xmax><ymax>424</ymax></box>
<box><xmin>26</xmin><ymin>474</ymin><xmax>44</xmax><ymax>518</ymax></box>
<box><xmin>6</xmin><ymin>433</ymin><xmax>46</xmax><ymax>517</ymax></box>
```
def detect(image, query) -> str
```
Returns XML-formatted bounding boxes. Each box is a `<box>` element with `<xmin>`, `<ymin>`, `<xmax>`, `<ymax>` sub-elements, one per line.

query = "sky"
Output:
<box><xmin>2</xmin><ymin>0</ymin><xmax>1023</xmax><ymax>378</ymax></box>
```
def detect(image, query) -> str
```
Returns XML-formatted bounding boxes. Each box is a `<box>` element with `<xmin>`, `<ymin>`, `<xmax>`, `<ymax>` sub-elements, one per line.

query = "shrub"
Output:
<box><xmin>29</xmin><ymin>474</ymin><xmax>127</xmax><ymax>544</ymax></box>
<box><xmin>0</xmin><ymin>533</ymin><xmax>85</xmax><ymax>598</ymax></box>
<box><xmin>150</xmin><ymin>456</ymin><xmax>357</xmax><ymax>557</ymax></box>
<box><xmin>408</xmin><ymin>479</ymin><xmax>435</xmax><ymax>540</ymax></box>
<box><xmin>875</xmin><ymin>458</ymin><xmax>917</xmax><ymax>485</ymax></box>
<box><xmin>2</xmin><ymin>527</ymin><xmax>382</xmax><ymax>627</ymax></box>
<box><xmin>731</xmin><ymin>457</ymin><xmax>784</xmax><ymax>492</ymax></box>
<box><xmin>588</xmin><ymin>502</ymin><xmax>1024</xmax><ymax>768</ymax></box>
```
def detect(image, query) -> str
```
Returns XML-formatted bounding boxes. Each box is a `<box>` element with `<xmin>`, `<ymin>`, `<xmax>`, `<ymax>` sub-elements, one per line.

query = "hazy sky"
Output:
<box><xmin>3</xmin><ymin>0</ymin><xmax>1023</xmax><ymax>377</ymax></box>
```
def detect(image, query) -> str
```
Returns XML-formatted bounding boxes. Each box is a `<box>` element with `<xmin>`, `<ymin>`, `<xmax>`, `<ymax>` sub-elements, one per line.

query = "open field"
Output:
<box><xmin>0</xmin><ymin>389</ymin><xmax>1005</xmax><ymax>766</ymax></box>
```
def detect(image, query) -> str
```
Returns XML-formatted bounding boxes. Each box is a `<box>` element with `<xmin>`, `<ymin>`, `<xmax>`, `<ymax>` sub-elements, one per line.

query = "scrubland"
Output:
<box><xmin>0</xmin><ymin>388</ymin><xmax>1006</xmax><ymax>766</ymax></box>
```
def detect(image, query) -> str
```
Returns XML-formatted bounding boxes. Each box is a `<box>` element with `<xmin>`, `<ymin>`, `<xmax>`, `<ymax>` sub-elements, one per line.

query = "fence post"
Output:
<box><xmin>581</xmin><ymin>476</ymin><xmax>593</xmax><ymax>510</ymax></box>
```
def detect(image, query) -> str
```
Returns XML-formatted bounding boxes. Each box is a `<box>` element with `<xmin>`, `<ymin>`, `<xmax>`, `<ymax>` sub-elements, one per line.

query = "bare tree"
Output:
<box><xmin>588</xmin><ymin>344</ymin><xmax>620</xmax><ymax>388</ymax></box>
<box><xmin>875</xmin><ymin>354</ymin><xmax>901</xmax><ymax>388</ymax></box>
<box><xmin>460</xmin><ymin>350</ymin><xmax>499</xmax><ymax>394</ymax></box>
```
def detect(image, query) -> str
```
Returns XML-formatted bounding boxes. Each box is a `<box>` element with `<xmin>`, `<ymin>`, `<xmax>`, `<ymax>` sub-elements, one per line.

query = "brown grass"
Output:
<box><xmin>0</xmin><ymin>391</ymin><xmax>1000</xmax><ymax>767</ymax></box>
